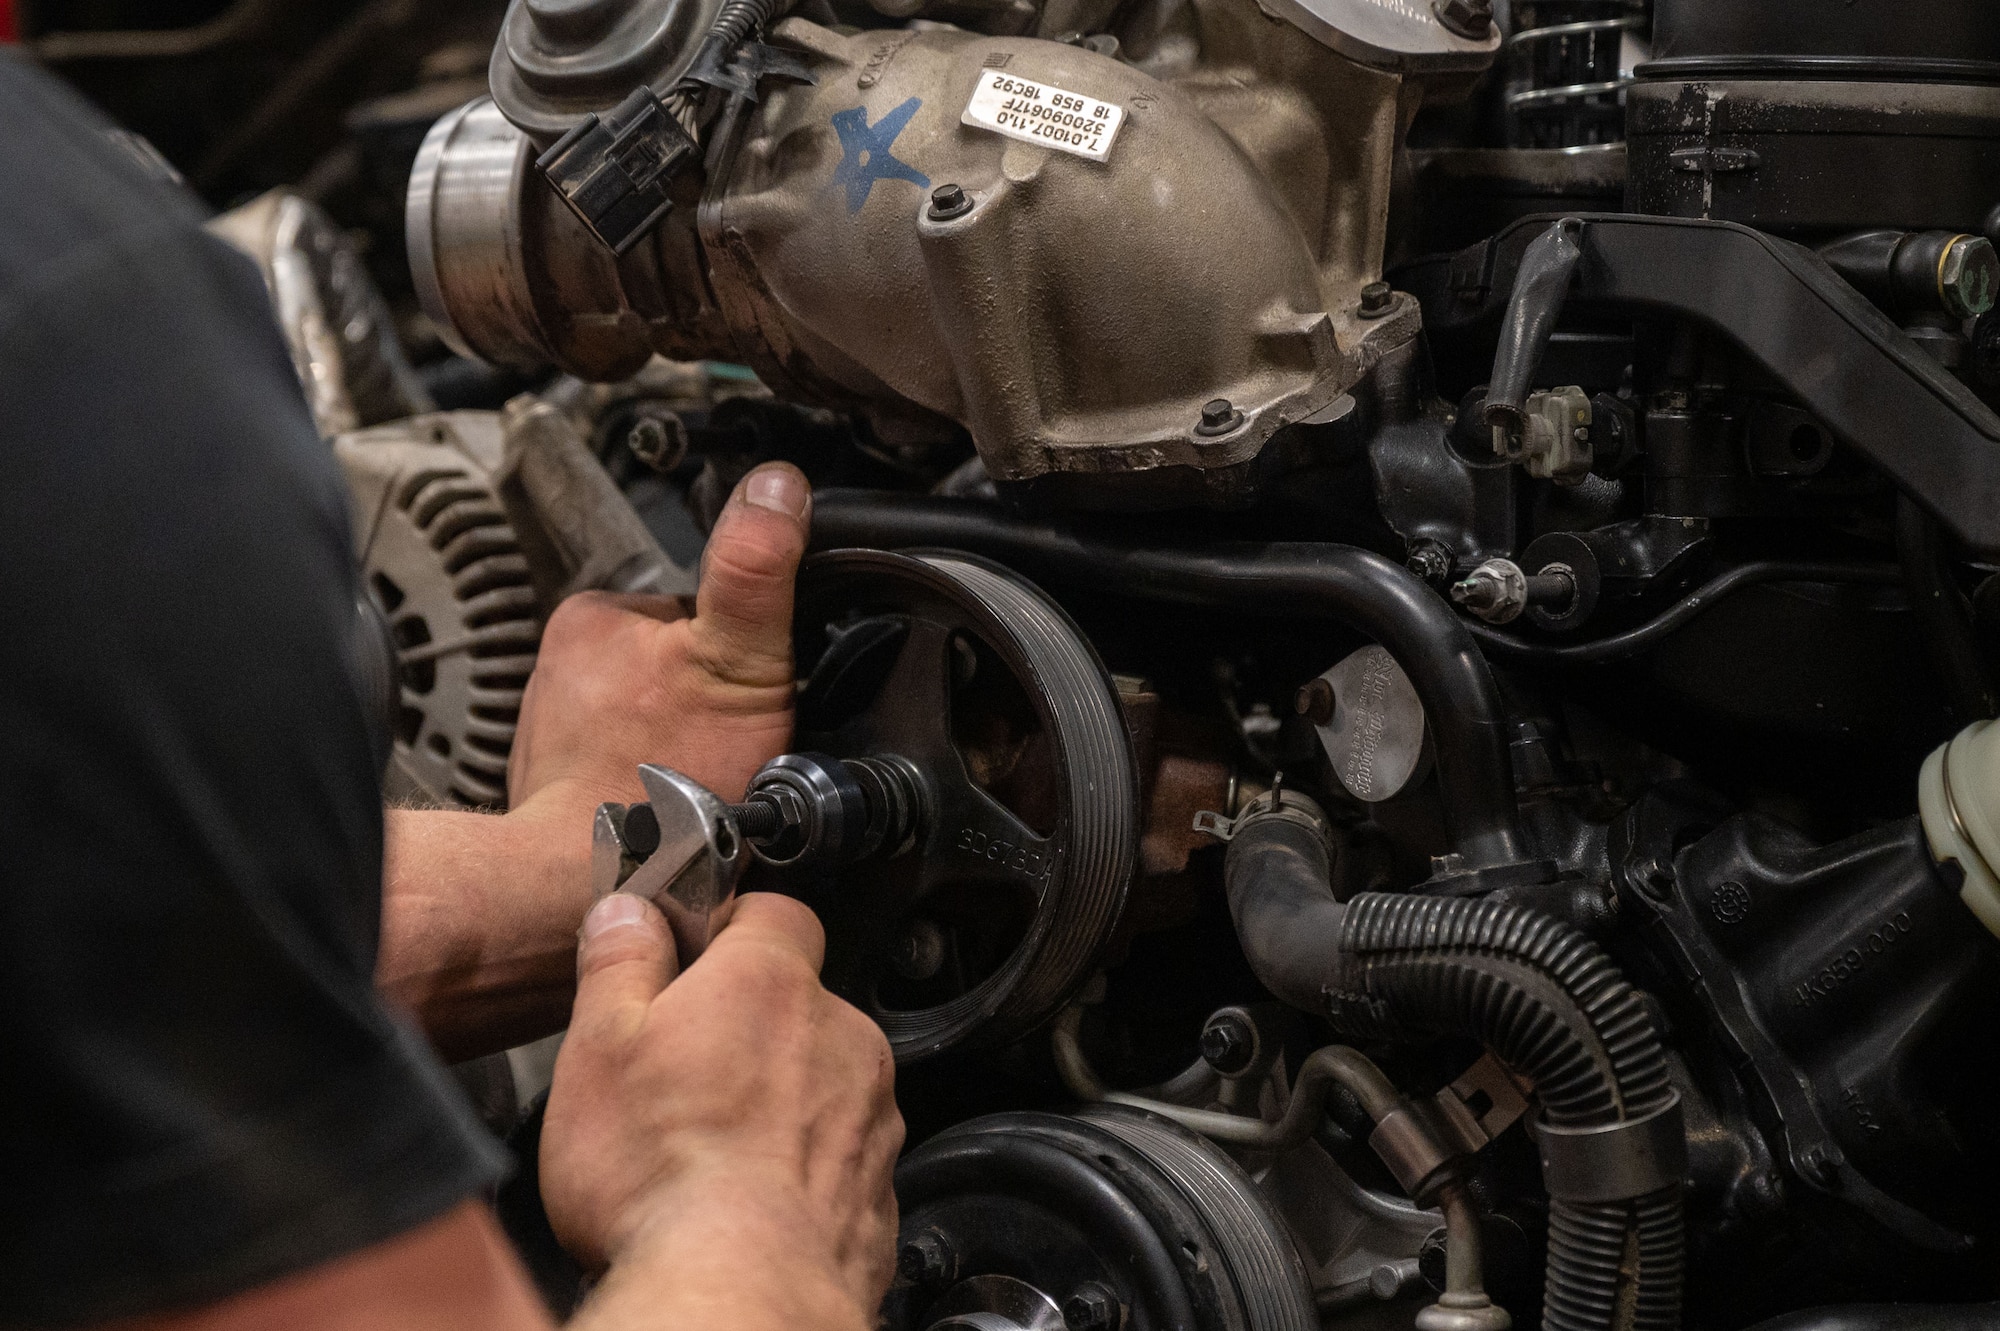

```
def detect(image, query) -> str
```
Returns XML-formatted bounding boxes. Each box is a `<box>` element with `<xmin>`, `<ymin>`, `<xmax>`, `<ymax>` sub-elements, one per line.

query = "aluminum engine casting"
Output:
<box><xmin>409</xmin><ymin>0</ymin><xmax>1495</xmax><ymax>505</ymax></box>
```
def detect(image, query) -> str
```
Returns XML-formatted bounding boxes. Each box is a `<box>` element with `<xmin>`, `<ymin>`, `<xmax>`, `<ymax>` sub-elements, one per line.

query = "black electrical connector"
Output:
<box><xmin>535</xmin><ymin>86</ymin><xmax>698</xmax><ymax>256</ymax></box>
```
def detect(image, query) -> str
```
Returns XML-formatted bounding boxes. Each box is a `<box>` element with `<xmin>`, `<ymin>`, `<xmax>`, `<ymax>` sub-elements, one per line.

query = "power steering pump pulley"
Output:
<box><xmin>594</xmin><ymin>550</ymin><xmax>1138</xmax><ymax>1062</ymax></box>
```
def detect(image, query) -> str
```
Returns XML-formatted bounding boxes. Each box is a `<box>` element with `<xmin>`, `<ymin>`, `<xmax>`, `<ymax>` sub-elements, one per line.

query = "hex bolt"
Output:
<box><xmin>928</xmin><ymin>182</ymin><xmax>974</xmax><ymax>220</ymax></box>
<box><xmin>1939</xmin><ymin>234</ymin><xmax>2000</xmax><ymax>320</ymax></box>
<box><xmin>1198</xmin><ymin>1010</ymin><xmax>1258</xmax><ymax>1076</ymax></box>
<box><xmin>1359</xmin><ymin>281</ymin><xmax>1396</xmax><ymax>319</ymax></box>
<box><xmin>1294</xmin><ymin>677</ymin><xmax>1336</xmax><ymax>727</ymax></box>
<box><xmin>1432</xmin><ymin>0</ymin><xmax>1493</xmax><ymax>39</ymax></box>
<box><xmin>1195</xmin><ymin>397</ymin><xmax>1244</xmax><ymax>436</ymax></box>
<box><xmin>1062</xmin><ymin>1282</ymin><xmax>1121</xmax><ymax>1331</ymax></box>
<box><xmin>896</xmin><ymin>1228</ymin><xmax>957</xmax><ymax>1287</ymax></box>
<box><xmin>1634</xmin><ymin>855</ymin><xmax>1675</xmax><ymax>903</ymax></box>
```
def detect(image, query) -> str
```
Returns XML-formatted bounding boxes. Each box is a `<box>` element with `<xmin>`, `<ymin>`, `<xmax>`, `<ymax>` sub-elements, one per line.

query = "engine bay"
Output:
<box><xmin>34</xmin><ymin>0</ymin><xmax>2000</xmax><ymax>1325</ymax></box>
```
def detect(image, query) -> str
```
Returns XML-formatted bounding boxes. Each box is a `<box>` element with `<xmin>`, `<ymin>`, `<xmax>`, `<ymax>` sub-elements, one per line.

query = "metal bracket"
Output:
<box><xmin>1430</xmin><ymin>1052</ymin><xmax>1532</xmax><ymax>1154</ymax></box>
<box><xmin>1531</xmin><ymin>1092</ymin><xmax>1688</xmax><ymax>1204</ymax></box>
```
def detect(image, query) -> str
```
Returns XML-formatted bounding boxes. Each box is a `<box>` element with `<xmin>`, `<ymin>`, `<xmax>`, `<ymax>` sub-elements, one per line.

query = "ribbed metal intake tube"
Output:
<box><xmin>1222</xmin><ymin>814</ymin><xmax>1685</xmax><ymax>1331</ymax></box>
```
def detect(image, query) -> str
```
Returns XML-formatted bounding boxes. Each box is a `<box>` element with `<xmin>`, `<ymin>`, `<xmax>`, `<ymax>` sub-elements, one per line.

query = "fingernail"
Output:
<box><xmin>581</xmin><ymin>891</ymin><xmax>652</xmax><ymax>943</ymax></box>
<box><xmin>741</xmin><ymin>464</ymin><xmax>810</xmax><ymax>521</ymax></box>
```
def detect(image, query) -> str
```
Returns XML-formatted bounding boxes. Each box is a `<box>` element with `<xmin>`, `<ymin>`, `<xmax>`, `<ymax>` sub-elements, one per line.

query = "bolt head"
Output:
<box><xmin>1198</xmin><ymin>1012</ymin><xmax>1257</xmax><ymax>1075</ymax></box>
<box><xmin>1940</xmin><ymin>235</ymin><xmax>2000</xmax><ymax>320</ymax></box>
<box><xmin>1062</xmin><ymin>1283</ymin><xmax>1120</xmax><ymax>1331</ymax></box>
<box><xmin>1406</xmin><ymin>541</ymin><xmax>1454</xmax><ymax>587</ymax></box>
<box><xmin>1359</xmin><ymin>281</ymin><xmax>1395</xmax><ymax>317</ymax></box>
<box><xmin>1294</xmin><ymin>677</ymin><xmax>1336</xmax><ymax>726</ymax></box>
<box><xmin>1195</xmin><ymin>398</ymin><xmax>1243</xmax><ymax>436</ymax></box>
<box><xmin>1431</xmin><ymin>0</ymin><xmax>1492</xmax><ymax>39</ymax></box>
<box><xmin>896</xmin><ymin>1229</ymin><xmax>956</xmax><ymax>1286</ymax></box>
<box><xmin>929</xmin><ymin>182</ymin><xmax>973</xmax><ymax>219</ymax></box>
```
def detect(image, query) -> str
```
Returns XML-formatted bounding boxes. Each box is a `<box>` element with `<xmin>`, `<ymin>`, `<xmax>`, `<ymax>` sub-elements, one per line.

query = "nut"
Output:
<box><xmin>1359</xmin><ymin>281</ymin><xmax>1396</xmax><ymax>318</ymax></box>
<box><xmin>625</xmin><ymin>411</ymin><xmax>688</xmax><ymax>473</ymax></box>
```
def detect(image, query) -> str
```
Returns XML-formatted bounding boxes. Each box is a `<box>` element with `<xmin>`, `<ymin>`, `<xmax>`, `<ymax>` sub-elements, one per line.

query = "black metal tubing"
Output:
<box><xmin>1409</xmin><ymin>214</ymin><xmax>2000</xmax><ymax>556</ymax></box>
<box><xmin>810</xmin><ymin>491</ymin><xmax>1532</xmax><ymax>870</ymax></box>
<box><xmin>1469</xmin><ymin>561</ymin><xmax>1902</xmax><ymax>665</ymax></box>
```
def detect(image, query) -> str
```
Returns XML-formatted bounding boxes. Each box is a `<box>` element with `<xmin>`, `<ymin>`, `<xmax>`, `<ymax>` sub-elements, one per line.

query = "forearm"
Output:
<box><xmin>570</xmin><ymin>1184</ymin><xmax>876</xmax><ymax>1331</ymax></box>
<box><xmin>377</xmin><ymin>784</ymin><xmax>604</xmax><ymax>1061</ymax></box>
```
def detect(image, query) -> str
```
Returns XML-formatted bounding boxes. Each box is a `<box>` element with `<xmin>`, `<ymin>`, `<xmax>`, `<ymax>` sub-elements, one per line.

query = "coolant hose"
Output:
<box><xmin>810</xmin><ymin>490</ymin><xmax>1533</xmax><ymax>871</ymax></box>
<box><xmin>1221</xmin><ymin>812</ymin><xmax>1685</xmax><ymax>1331</ymax></box>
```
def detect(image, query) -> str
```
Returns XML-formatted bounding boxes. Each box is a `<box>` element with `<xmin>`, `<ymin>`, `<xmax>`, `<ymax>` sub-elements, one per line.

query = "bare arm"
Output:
<box><xmin>374</xmin><ymin>464</ymin><xmax>811</xmax><ymax>1061</ymax></box>
<box><xmin>91</xmin><ymin>1204</ymin><xmax>552</xmax><ymax>1331</ymax></box>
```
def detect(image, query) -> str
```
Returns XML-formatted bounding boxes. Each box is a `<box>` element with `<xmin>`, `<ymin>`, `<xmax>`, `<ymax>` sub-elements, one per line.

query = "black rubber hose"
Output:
<box><xmin>811</xmin><ymin>491</ymin><xmax>1532</xmax><ymax>871</ymax></box>
<box><xmin>1220</xmin><ymin>816</ymin><xmax>1346</xmax><ymax>1015</ymax></box>
<box><xmin>1745</xmin><ymin>1307</ymin><xmax>2000</xmax><ymax>1331</ymax></box>
<box><xmin>1466</xmin><ymin>562</ymin><xmax>1903</xmax><ymax>666</ymax></box>
<box><xmin>1222</xmin><ymin>818</ymin><xmax>1684</xmax><ymax>1331</ymax></box>
<box><xmin>1895</xmin><ymin>495</ymin><xmax>1997</xmax><ymax>725</ymax></box>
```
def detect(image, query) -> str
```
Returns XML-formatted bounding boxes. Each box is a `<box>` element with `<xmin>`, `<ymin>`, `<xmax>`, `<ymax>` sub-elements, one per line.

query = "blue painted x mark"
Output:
<box><xmin>830</xmin><ymin>97</ymin><xmax>930</xmax><ymax>214</ymax></box>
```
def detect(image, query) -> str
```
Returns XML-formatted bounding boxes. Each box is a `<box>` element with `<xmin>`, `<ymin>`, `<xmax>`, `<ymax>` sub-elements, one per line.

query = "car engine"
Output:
<box><xmin>49</xmin><ymin>0</ymin><xmax>2000</xmax><ymax>1325</ymax></box>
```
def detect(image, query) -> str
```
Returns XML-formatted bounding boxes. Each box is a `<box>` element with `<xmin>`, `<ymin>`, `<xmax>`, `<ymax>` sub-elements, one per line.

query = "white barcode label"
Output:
<box><xmin>960</xmin><ymin>69</ymin><xmax>1125</xmax><ymax>162</ymax></box>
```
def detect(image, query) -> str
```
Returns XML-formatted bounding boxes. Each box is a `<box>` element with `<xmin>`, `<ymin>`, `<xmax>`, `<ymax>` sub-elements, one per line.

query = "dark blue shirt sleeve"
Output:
<box><xmin>0</xmin><ymin>54</ymin><xmax>504</xmax><ymax>1328</ymax></box>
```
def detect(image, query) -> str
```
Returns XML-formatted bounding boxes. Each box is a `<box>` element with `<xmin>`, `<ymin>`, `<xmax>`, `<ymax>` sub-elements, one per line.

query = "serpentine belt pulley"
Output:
<box><xmin>887</xmin><ymin>1105</ymin><xmax>1318</xmax><ymax>1331</ymax></box>
<box><xmin>765</xmin><ymin>549</ymin><xmax>1139</xmax><ymax>1063</ymax></box>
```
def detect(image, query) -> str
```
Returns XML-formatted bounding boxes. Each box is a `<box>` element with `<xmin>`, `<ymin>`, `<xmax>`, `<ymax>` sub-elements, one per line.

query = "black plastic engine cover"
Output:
<box><xmin>1617</xmin><ymin>798</ymin><xmax>2000</xmax><ymax>1264</ymax></box>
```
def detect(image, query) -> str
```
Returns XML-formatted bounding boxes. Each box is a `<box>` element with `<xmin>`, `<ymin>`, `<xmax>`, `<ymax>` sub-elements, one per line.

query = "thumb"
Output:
<box><xmin>572</xmin><ymin>892</ymin><xmax>679</xmax><ymax>1036</ymax></box>
<box><xmin>692</xmin><ymin>463</ymin><xmax>810</xmax><ymax>688</ymax></box>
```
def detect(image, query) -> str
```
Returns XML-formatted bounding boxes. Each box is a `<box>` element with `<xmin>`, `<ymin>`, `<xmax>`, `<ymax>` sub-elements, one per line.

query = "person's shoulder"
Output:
<box><xmin>0</xmin><ymin>54</ymin><xmax>213</xmax><ymax>309</ymax></box>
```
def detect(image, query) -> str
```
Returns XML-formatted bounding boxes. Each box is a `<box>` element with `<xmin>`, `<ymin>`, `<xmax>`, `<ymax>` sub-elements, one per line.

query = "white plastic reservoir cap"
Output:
<box><xmin>1918</xmin><ymin>719</ymin><xmax>2000</xmax><ymax>940</ymax></box>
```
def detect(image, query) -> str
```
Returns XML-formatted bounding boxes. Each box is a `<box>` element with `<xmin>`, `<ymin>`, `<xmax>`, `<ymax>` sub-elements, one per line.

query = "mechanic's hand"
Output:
<box><xmin>542</xmin><ymin>891</ymin><xmax>902</xmax><ymax>1327</ymax></box>
<box><xmin>507</xmin><ymin>461</ymin><xmax>811</xmax><ymax>810</ymax></box>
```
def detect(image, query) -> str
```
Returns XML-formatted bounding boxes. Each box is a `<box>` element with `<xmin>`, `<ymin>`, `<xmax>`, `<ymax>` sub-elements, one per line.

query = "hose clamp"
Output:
<box><xmin>1530</xmin><ymin>1092</ymin><xmax>1686</xmax><ymax>1203</ymax></box>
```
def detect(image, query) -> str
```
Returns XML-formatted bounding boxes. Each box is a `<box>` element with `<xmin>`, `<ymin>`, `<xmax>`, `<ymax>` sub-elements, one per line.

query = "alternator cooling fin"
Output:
<box><xmin>335</xmin><ymin>413</ymin><xmax>542</xmax><ymax>809</ymax></box>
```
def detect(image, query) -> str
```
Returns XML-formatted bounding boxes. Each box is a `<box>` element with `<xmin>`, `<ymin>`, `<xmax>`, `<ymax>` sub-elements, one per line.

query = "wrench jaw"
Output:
<box><xmin>589</xmin><ymin>764</ymin><xmax>748</xmax><ymax>964</ymax></box>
